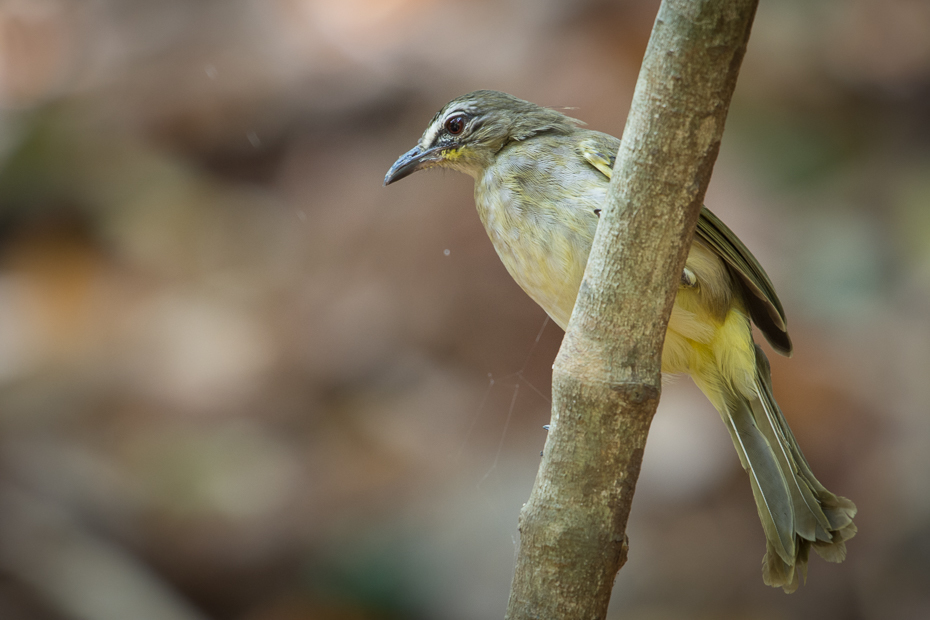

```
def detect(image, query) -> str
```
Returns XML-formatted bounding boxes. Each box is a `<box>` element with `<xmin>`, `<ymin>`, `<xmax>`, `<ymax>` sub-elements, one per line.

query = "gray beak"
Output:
<box><xmin>383</xmin><ymin>145</ymin><xmax>441</xmax><ymax>186</ymax></box>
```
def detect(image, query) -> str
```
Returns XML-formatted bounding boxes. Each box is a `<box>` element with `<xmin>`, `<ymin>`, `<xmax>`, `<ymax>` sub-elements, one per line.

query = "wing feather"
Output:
<box><xmin>578</xmin><ymin>131</ymin><xmax>791</xmax><ymax>355</ymax></box>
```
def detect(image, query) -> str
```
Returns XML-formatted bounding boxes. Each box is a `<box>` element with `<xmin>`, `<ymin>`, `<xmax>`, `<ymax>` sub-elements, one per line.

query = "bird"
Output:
<box><xmin>383</xmin><ymin>89</ymin><xmax>856</xmax><ymax>592</ymax></box>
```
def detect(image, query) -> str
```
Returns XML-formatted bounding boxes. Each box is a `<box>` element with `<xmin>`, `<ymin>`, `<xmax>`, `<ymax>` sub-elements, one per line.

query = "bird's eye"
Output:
<box><xmin>444</xmin><ymin>115</ymin><xmax>466</xmax><ymax>135</ymax></box>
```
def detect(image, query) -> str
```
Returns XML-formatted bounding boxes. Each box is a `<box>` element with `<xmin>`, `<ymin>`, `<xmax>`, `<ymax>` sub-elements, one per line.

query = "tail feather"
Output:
<box><xmin>753</xmin><ymin>345</ymin><xmax>858</xmax><ymax>562</ymax></box>
<box><xmin>705</xmin><ymin>345</ymin><xmax>857</xmax><ymax>593</ymax></box>
<box><xmin>750</xmin><ymin>392</ymin><xmax>826</xmax><ymax>544</ymax></box>
<box><xmin>720</xmin><ymin>392</ymin><xmax>795</xmax><ymax>564</ymax></box>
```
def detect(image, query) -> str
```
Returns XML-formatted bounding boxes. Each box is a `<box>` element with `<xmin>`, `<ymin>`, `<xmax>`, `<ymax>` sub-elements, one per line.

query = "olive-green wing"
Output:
<box><xmin>578</xmin><ymin>133</ymin><xmax>618</xmax><ymax>179</ymax></box>
<box><xmin>578</xmin><ymin>131</ymin><xmax>792</xmax><ymax>356</ymax></box>
<box><xmin>696</xmin><ymin>208</ymin><xmax>791</xmax><ymax>355</ymax></box>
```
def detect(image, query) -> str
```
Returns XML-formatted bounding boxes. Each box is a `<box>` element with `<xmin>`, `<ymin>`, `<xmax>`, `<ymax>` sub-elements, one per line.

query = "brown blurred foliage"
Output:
<box><xmin>0</xmin><ymin>0</ymin><xmax>927</xmax><ymax>619</ymax></box>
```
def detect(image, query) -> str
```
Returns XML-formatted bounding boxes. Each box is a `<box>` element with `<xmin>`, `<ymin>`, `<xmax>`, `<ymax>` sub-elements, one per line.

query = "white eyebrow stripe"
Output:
<box><xmin>420</xmin><ymin>122</ymin><xmax>442</xmax><ymax>148</ymax></box>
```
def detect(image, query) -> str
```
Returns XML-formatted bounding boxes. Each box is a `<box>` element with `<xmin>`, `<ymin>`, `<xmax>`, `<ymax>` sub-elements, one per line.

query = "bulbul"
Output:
<box><xmin>384</xmin><ymin>90</ymin><xmax>856</xmax><ymax>592</ymax></box>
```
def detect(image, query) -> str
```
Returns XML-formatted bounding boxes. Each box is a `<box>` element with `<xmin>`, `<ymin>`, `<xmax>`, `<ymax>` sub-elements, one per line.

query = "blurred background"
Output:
<box><xmin>0</xmin><ymin>0</ymin><xmax>927</xmax><ymax>618</ymax></box>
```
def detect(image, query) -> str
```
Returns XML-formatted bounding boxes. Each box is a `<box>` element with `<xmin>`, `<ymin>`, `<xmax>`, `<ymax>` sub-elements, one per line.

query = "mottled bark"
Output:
<box><xmin>505</xmin><ymin>1</ymin><xmax>759</xmax><ymax>618</ymax></box>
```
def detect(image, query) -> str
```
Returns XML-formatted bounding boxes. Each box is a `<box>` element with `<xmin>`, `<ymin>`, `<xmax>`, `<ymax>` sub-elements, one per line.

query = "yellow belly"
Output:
<box><xmin>474</xmin><ymin>150</ymin><xmax>755</xmax><ymax>395</ymax></box>
<box><xmin>480</xmin><ymin>207</ymin><xmax>755</xmax><ymax>396</ymax></box>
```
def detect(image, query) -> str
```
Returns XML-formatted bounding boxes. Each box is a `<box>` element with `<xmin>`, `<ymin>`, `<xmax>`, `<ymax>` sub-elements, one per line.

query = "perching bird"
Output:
<box><xmin>384</xmin><ymin>90</ymin><xmax>856</xmax><ymax>592</ymax></box>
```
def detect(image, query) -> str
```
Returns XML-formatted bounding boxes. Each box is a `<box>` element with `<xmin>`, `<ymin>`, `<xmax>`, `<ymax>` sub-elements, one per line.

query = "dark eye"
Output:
<box><xmin>444</xmin><ymin>115</ymin><xmax>466</xmax><ymax>135</ymax></box>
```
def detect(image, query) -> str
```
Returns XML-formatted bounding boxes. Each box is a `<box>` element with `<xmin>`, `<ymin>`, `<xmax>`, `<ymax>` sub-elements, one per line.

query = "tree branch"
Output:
<box><xmin>505</xmin><ymin>1</ymin><xmax>759</xmax><ymax>617</ymax></box>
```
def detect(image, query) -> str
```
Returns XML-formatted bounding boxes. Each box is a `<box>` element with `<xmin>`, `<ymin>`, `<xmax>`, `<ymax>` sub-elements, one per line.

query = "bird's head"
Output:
<box><xmin>384</xmin><ymin>90</ymin><xmax>580</xmax><ymax>185</ymax></box>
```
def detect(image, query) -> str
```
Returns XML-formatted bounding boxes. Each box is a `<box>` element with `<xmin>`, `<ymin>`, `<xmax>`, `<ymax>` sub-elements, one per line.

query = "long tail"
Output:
<box><xmin>709</xmin><ymin>345</ymin><xmax>857</xmax><ymax>592</ymax></box>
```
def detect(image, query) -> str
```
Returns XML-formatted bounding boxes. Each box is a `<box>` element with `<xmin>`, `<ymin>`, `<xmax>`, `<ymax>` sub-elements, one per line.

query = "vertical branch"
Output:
<box><xmin>505</xmin><ymin>1</ymin><xmax>759</xmax><ymax>618</ymax></box>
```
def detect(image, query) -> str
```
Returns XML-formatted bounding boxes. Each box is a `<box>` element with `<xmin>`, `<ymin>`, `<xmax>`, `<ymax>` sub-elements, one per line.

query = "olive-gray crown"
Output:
<box><xmin>420</xmin><ymin>90</ymin><xmax>582</xmax><ymax>156</ymax></box>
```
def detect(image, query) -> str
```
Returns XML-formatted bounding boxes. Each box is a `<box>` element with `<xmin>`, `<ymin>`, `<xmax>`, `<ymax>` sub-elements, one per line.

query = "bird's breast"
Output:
<box><xmin>474</xmin><ymin>156</ymin><xmax>601</xmax><ymax>330</ymax></box>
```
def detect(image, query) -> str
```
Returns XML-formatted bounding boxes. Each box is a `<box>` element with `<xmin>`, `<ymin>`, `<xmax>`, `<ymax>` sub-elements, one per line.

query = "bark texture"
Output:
<box><xmin>505</xmin><ymin>1</ymin><xmax>759</xmax><ymax>618</ymax></box>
